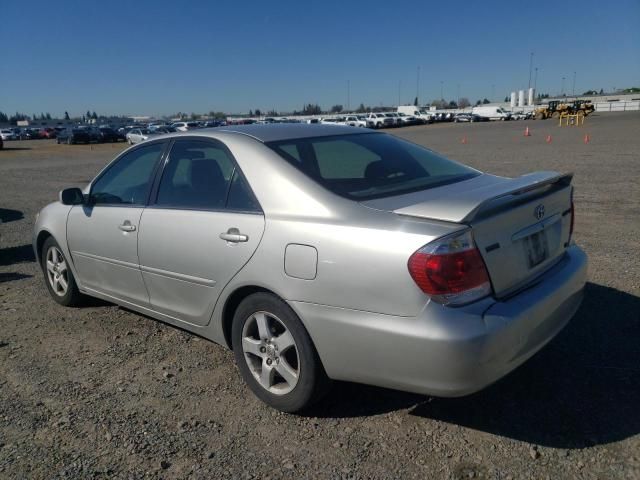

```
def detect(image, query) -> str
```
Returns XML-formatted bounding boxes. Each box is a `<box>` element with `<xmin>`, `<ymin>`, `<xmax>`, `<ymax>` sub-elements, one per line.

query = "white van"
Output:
<box><xmin>471</xmin><ymin>106</ymin><xmax>511</xmax><ymax>121</ymax></box>
<box><xmin>397</xmin><ymin>106</ymin><xmax>431</xmax><ymax>123</ymax></box>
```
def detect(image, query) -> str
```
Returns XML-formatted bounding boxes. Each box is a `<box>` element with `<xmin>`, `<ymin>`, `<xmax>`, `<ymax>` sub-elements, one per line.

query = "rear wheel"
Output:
<box><xmin>41</xmin><ymin>237</ymin><xmax>83</xmax><ymax>307</ymax></box>
<box><xmin>232</xmin><ymin>293</ymin><xmax>330</xmax><ymax>413</ymax></box>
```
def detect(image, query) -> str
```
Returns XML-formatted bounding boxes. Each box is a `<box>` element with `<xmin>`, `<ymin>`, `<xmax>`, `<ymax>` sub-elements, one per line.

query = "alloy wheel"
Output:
<box><xmin>241</xmin><ymin>311</ymin><xmax>300</xmax><ymax>395</ymax></box>
<box><xmin>46</xmin><ymin>246</ymin><xmax>69</xmax><ymax>297</ymax></box>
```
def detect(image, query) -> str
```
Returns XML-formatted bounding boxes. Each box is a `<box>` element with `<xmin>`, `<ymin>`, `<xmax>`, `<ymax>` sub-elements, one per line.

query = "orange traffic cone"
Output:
<box><xmin>584</xmin><ymin>134</ymin><xmax>590</xmax><ymax>144</ymax></box>
<box><xmin>461</xmin><ymin>136</ymin><xmax>467</xmax><ymax>144</ymax></box>
<box><xmin>524</xmin><ymin>126</ymin><xmax>531</xmax><ymax>137</ymax></box>
<box><xmin>546</xmin><ymin>135</ymin><xmax>552</xmax><ymax>143</ymax></box>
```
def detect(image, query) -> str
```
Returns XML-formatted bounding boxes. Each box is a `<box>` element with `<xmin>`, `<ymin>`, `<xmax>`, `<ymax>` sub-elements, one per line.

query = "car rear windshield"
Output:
<box><xmin>266</xmin><ymin>133</ymin><xmax>479</xmax><ymax>200</ymax></box>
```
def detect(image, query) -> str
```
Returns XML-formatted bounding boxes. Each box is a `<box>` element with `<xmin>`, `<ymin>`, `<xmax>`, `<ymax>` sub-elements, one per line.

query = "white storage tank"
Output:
<box><xmin>528</xmin><ymin>88</ymin><xmax>535</xmax><ymax>105</ymax></box>
<box><xmin>518</xmin><ymin>90</ymin><xmax>525</xmax><ymax>107</ymax></box>
<box><xmin>510</xmin><ymin>92</ymin><xmax>516</xmax><ymax>108</ymax></box>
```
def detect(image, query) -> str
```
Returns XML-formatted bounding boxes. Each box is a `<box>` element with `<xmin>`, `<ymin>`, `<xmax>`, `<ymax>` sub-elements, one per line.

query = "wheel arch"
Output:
<box><xmin>35</xmin><ymin>229</ymin><xmax>53</xmax><ymax>266</ymax></box>
<box><xmin>221</xmin><ymin>285</ymin><xmax>278</xmax><ymax>349</ymax></box>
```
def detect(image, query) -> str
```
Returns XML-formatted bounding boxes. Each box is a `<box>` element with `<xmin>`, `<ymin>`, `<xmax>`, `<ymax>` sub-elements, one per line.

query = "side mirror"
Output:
<box><xmin>59</xmin><ymin>187</ymin><xmax>85</xmax><ymax>205</ymax></box>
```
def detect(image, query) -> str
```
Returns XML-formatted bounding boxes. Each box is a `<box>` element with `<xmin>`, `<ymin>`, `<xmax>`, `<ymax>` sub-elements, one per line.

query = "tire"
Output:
<box><xmin>232</xmin><ymin>292</ymin><xmax>330</xmax><ymax>413</ymax></box>
<box><xmin>41</xmin><ymin>236</ymin><xmax>84</xmax><ymax>307</ymax></box>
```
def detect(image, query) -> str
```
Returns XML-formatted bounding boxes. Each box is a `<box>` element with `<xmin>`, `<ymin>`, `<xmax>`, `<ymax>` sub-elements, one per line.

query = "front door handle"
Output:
<box><xmin>219</xmin><ymin>228</ymin><xmax>248</xmax><ymax>243</ymax></box>
<box><xmin>118</xmin><ymin>220</ymin><xmax>136</xmax><ymax>232</ymax></box>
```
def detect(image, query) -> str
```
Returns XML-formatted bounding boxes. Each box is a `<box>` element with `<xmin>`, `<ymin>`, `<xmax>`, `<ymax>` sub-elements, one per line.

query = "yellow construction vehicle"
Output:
<box><xmin>569</xmin><ymin>100</ymin><xmax>595</xmax><ymax>116</ymax></box>
<box><xmin>535</xmin><ymin>99</ymin><xmax>595</xmax><ymax>120</ymax></box>
<box><xmin>534</xmin><ymin>100</ymin><xmax>570</xmax><ymax>120</ymax></box>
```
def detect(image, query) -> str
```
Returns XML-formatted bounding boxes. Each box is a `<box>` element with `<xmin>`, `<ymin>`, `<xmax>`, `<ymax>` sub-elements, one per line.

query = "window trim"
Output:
<box><xmin>88</xmin><ymin>139</ymin><xmax>170</xmax><ymax>208</ymax></box>
<box><xmin>147</xmin><ymin>137</ymin><xmax>263</xmax><ymax>215</ymax></box>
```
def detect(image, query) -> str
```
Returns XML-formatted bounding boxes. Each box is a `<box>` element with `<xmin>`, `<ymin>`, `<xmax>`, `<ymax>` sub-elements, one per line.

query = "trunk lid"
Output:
<box><xmin>362</xmin><ymin>172</ymin><xmax>574</xmax><ymax>297</ymax></box>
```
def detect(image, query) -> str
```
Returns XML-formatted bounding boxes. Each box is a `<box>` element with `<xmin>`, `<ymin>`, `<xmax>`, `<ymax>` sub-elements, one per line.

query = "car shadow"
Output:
<box><xmin>309</xmin><ymin>283</ymin><xmax>640</xmax><ymax>449</ymax></box>
<box><xmin>0</xmin><ymin>272</ymin><xmax>33</xmax><ymax>283</ymax></box>
<box><xmin>0</xmin><ymin>208</ymin><xmax>24</xmax><ymax>223</ymax></box>
<box><xmin>0</xmin><ymin>146</ymin><xmax>32</xmax><ymax>151</ymax></box>
<box><xmin>0</xmin><ymin>244</ymin><xmax>35</xmax><ymax>266</ymax></box>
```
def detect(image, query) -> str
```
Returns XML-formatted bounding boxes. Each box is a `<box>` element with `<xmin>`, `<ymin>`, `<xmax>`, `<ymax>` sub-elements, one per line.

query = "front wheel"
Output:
<box><xmin>232</xmin><ymin>293</ymin><xmax>330</xmax><ymax>413</ymax></box>
<box><xmin>41</xmin><ymin>236</ymin><xmax>84</xmax><ymax>307</ymax></box>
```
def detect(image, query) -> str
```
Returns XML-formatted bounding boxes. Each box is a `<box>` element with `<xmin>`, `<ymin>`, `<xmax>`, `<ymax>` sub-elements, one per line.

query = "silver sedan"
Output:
<box><xmin>33</xmin><ymin>124</ymin><xmax>587</xmax><ymax>412</ymax></box>
<box><xmin>125</xmin><ymin>128</ymin><xmax>158</xmax><ymax>144</ymax></box>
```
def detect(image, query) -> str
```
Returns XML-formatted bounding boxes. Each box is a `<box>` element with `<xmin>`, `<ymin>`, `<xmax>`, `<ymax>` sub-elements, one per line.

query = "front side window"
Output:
<box><xmin>156</xmin><ymin>140</ymin><xmax>235</xmax><ymax>209</ymax></box>
<box><xmin>91</xmin><ymin>142</ymin><xmax>165</xmax><ymax>205</ymax></box>
<box><xmin>267</xmin><ymin>133</ymin><xmax>479</xmax><ymax>200</ymax></box>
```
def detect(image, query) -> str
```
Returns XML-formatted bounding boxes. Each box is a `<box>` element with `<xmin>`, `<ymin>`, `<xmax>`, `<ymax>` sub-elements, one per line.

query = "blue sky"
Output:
<box><xmin>1</xmin><ymin>0</ymin><xmax>638</xmax><ymax>117</ymax></box>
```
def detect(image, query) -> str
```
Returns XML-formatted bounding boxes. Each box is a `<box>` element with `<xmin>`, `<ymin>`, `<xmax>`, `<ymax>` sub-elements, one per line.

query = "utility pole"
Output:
<box><xmin>534</xmin><ymin>67</ymin><xmax>538</xmax><ymax>91</ymax></box>
<box><xmin>347</xmin><ymin>80</ymin><xmax>350</xmax><ymax>111</ymax></box>
<box><xmin>572</xmin><ymin>71</ymin><xmax>576</xmax><ymax>97</ymax></box>
<box><xmin>416</xmin><ymin>66</ymin><xmax>420</xmax><ymax>105</ymax></box>
<box><xmin>561</xmin><ymin>76</ymin><xmax>566</xmax><ymax>96</ymax></box>
<box><xmin>528</xmin><ymin>52</ymin><xmax>534</xmax><ymax>89</ymax></box>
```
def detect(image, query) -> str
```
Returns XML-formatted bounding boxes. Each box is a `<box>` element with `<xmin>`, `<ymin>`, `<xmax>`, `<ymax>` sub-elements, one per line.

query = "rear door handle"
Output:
<box><xmin>118</xmin><ymin>220</ymin><xmax>136</xmax><ymax>232</ymax></box>
<box><xmin>219</xmin><ymin>228</ymin><xmax>248</xmax><ymax>243</ymax></box>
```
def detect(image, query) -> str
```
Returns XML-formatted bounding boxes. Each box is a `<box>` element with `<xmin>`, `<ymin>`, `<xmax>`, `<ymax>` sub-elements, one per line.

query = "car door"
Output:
<box><xmin>137</xmin><ymin>138</ymin><xmax>265</xmax><ymax>326</ymax></box>
<box><xmin>67</xmin><ymin>140</ymin><xmax>167</xmax><ymax>306</ymax></box>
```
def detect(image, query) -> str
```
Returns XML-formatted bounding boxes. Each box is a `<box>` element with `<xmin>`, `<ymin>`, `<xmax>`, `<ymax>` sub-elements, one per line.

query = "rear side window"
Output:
<box><xmin>226</xmin><ymin>170</ymin><xmax>261</xmax><ymax>212</ymax></box>
<box><xmin>155</xmin><ymin>139</ymin><xmax>260</xmax><ymax>212</ymax></box>
<box><xmin>267</xmin><ymin>133</ymin><xmax>479</xmax><ymax>200</ymax></box>
<box><xmin>156</xmin><ymin>140</ymin><xmax>234</xmax><ymax>209</ymax></box>
<box><xmin>91</xmin><ymin>142</ymin><xmax>165</xmax><ymax>205</ymax></box>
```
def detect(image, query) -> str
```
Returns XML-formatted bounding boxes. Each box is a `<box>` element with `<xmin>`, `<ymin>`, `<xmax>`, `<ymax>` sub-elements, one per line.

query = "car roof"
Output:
<box><xmin>209</xmin><ymin>123</ymin><xmax>375</xmax><ymax>142</ymax></box>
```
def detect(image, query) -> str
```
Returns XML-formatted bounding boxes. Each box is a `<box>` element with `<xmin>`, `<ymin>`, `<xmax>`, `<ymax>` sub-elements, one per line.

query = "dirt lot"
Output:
<box><xmin>1</xmin><ymin>113</ymin><xmax>639</xmax><ymax>479</ymax></box>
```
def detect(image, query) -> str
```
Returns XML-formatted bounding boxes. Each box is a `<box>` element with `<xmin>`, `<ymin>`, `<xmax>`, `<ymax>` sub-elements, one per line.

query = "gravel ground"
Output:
<box><xmin>1</xmin><ymin>112</ymin><xmax>639</xmax><ymax>479</ymax></box>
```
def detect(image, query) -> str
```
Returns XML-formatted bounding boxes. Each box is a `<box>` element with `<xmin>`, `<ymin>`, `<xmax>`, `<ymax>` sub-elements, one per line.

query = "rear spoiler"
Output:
<box><xmin>393</xmin><ymin>171</ymin><xmax>573</xmax><ymax>223</ymax></box>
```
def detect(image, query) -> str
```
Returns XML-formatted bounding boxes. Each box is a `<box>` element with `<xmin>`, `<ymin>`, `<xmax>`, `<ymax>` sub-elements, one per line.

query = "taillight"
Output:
<box><xmin>408</xmin><ymin>230</ymin><xmax>492</xmax><ymax>306</ymax></box>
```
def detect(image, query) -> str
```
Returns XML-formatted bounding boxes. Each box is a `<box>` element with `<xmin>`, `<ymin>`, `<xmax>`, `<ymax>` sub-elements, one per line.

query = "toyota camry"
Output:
<box><xmin>33</xmin><ymin>124</ymin><xmax>587</xmax><ymax>412</ymax></box>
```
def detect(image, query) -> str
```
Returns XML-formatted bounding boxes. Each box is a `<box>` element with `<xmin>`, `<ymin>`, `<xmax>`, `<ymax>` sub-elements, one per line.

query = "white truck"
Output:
<box><xmin>471</xmin><ymin>106</ymin><xmax>511</xmax><ymax>121</ymax></box>
<box><xmin>343</xmin><ymin>115</ymin><xmax>368</xmax><ymax>128</ymax></box>
<box><xmin>397</xmin><ymin>106</ymin><xmax>432</xmax><ymax>123</ymax></box>
<box><xmin>366</xmin><ymin>113</ymin><xmax>394</xmax><ymax>129</ymax></box>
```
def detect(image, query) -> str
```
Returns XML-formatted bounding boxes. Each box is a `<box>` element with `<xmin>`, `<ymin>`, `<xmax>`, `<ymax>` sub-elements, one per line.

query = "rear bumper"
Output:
<box><xmin>291</xmin><ymin>245</ymin><xmax>587</xmax><ymax>397</ymax></box>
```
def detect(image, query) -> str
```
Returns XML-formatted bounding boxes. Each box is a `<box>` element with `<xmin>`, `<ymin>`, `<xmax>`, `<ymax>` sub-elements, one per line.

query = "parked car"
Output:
<box><xmin>320</xmin><ymin>117</ymin><xmax>345</xmax><ymax>125</ymax></box>
<box><xmin>397</xmin><ymin>112</ymin><xmax>421</xmax><ymax>125</ymax></box>
<box><xmin>0</xmin><ymin>129</ymin><xmax>16</xmax><ymax>141</ymax></box>
<box><xmin>382</xmin><ymin>113</ymin><xmax>401</xmax><ymax>127</ymax></box>
<box><xmin>34</xmin><ymin>124</ymin><xmax>586</xmax><ymax>412</ymax></box>
<box><xmin>343</xmin><ymin>115</ymin><xmax>368</xmax><ymax>128</ymax></box>
<box><xmin>56</xmin><ymin>128</ymin><xmax>91</xmax><ymax>144</ymax></box>
<box><xmin>99</xmin><ymin>127</ymin><xmax>125</xmax><ymax>142</ymax></box>
<box><xmin>171</xmin><ymin>122</ymin><xmax>199</xmax><ymax>132</ymax></box>
<box><xmin>397</xmin><ymin>106</ymin><xmax>432</xmax><ymax>124</ymax></box>
<box><xmin>38</xmin><ymin>127</ymin><xmax>57</xmax><ymax>139</ymax></box>
<box><xmin>471</xmin><ymin>106</ymin><xmax>511</xmax><ymax>121</ymax></box>
<box><xmin>126</xmin><ymin>128</ymin><xmax>157</xmax><ymax>144</ymax></box>
<box><xmin>510</xmin><ymin>111</ymin><xmax>530</xmax><ymax>120</ymax></box>
<box><xmin>154</xmin><ymin>126</ymin><xmax>177</xmax><ymax>134</ymax></box>
<box><xmin>366</xmin><ymin>113</ymin><xmax>394</xmax><ymax>129</ymax></box>
<box><xmin>453</xmin><ymin>113</ymin><xmax>482</xmax><ymax>123</ymax></box>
